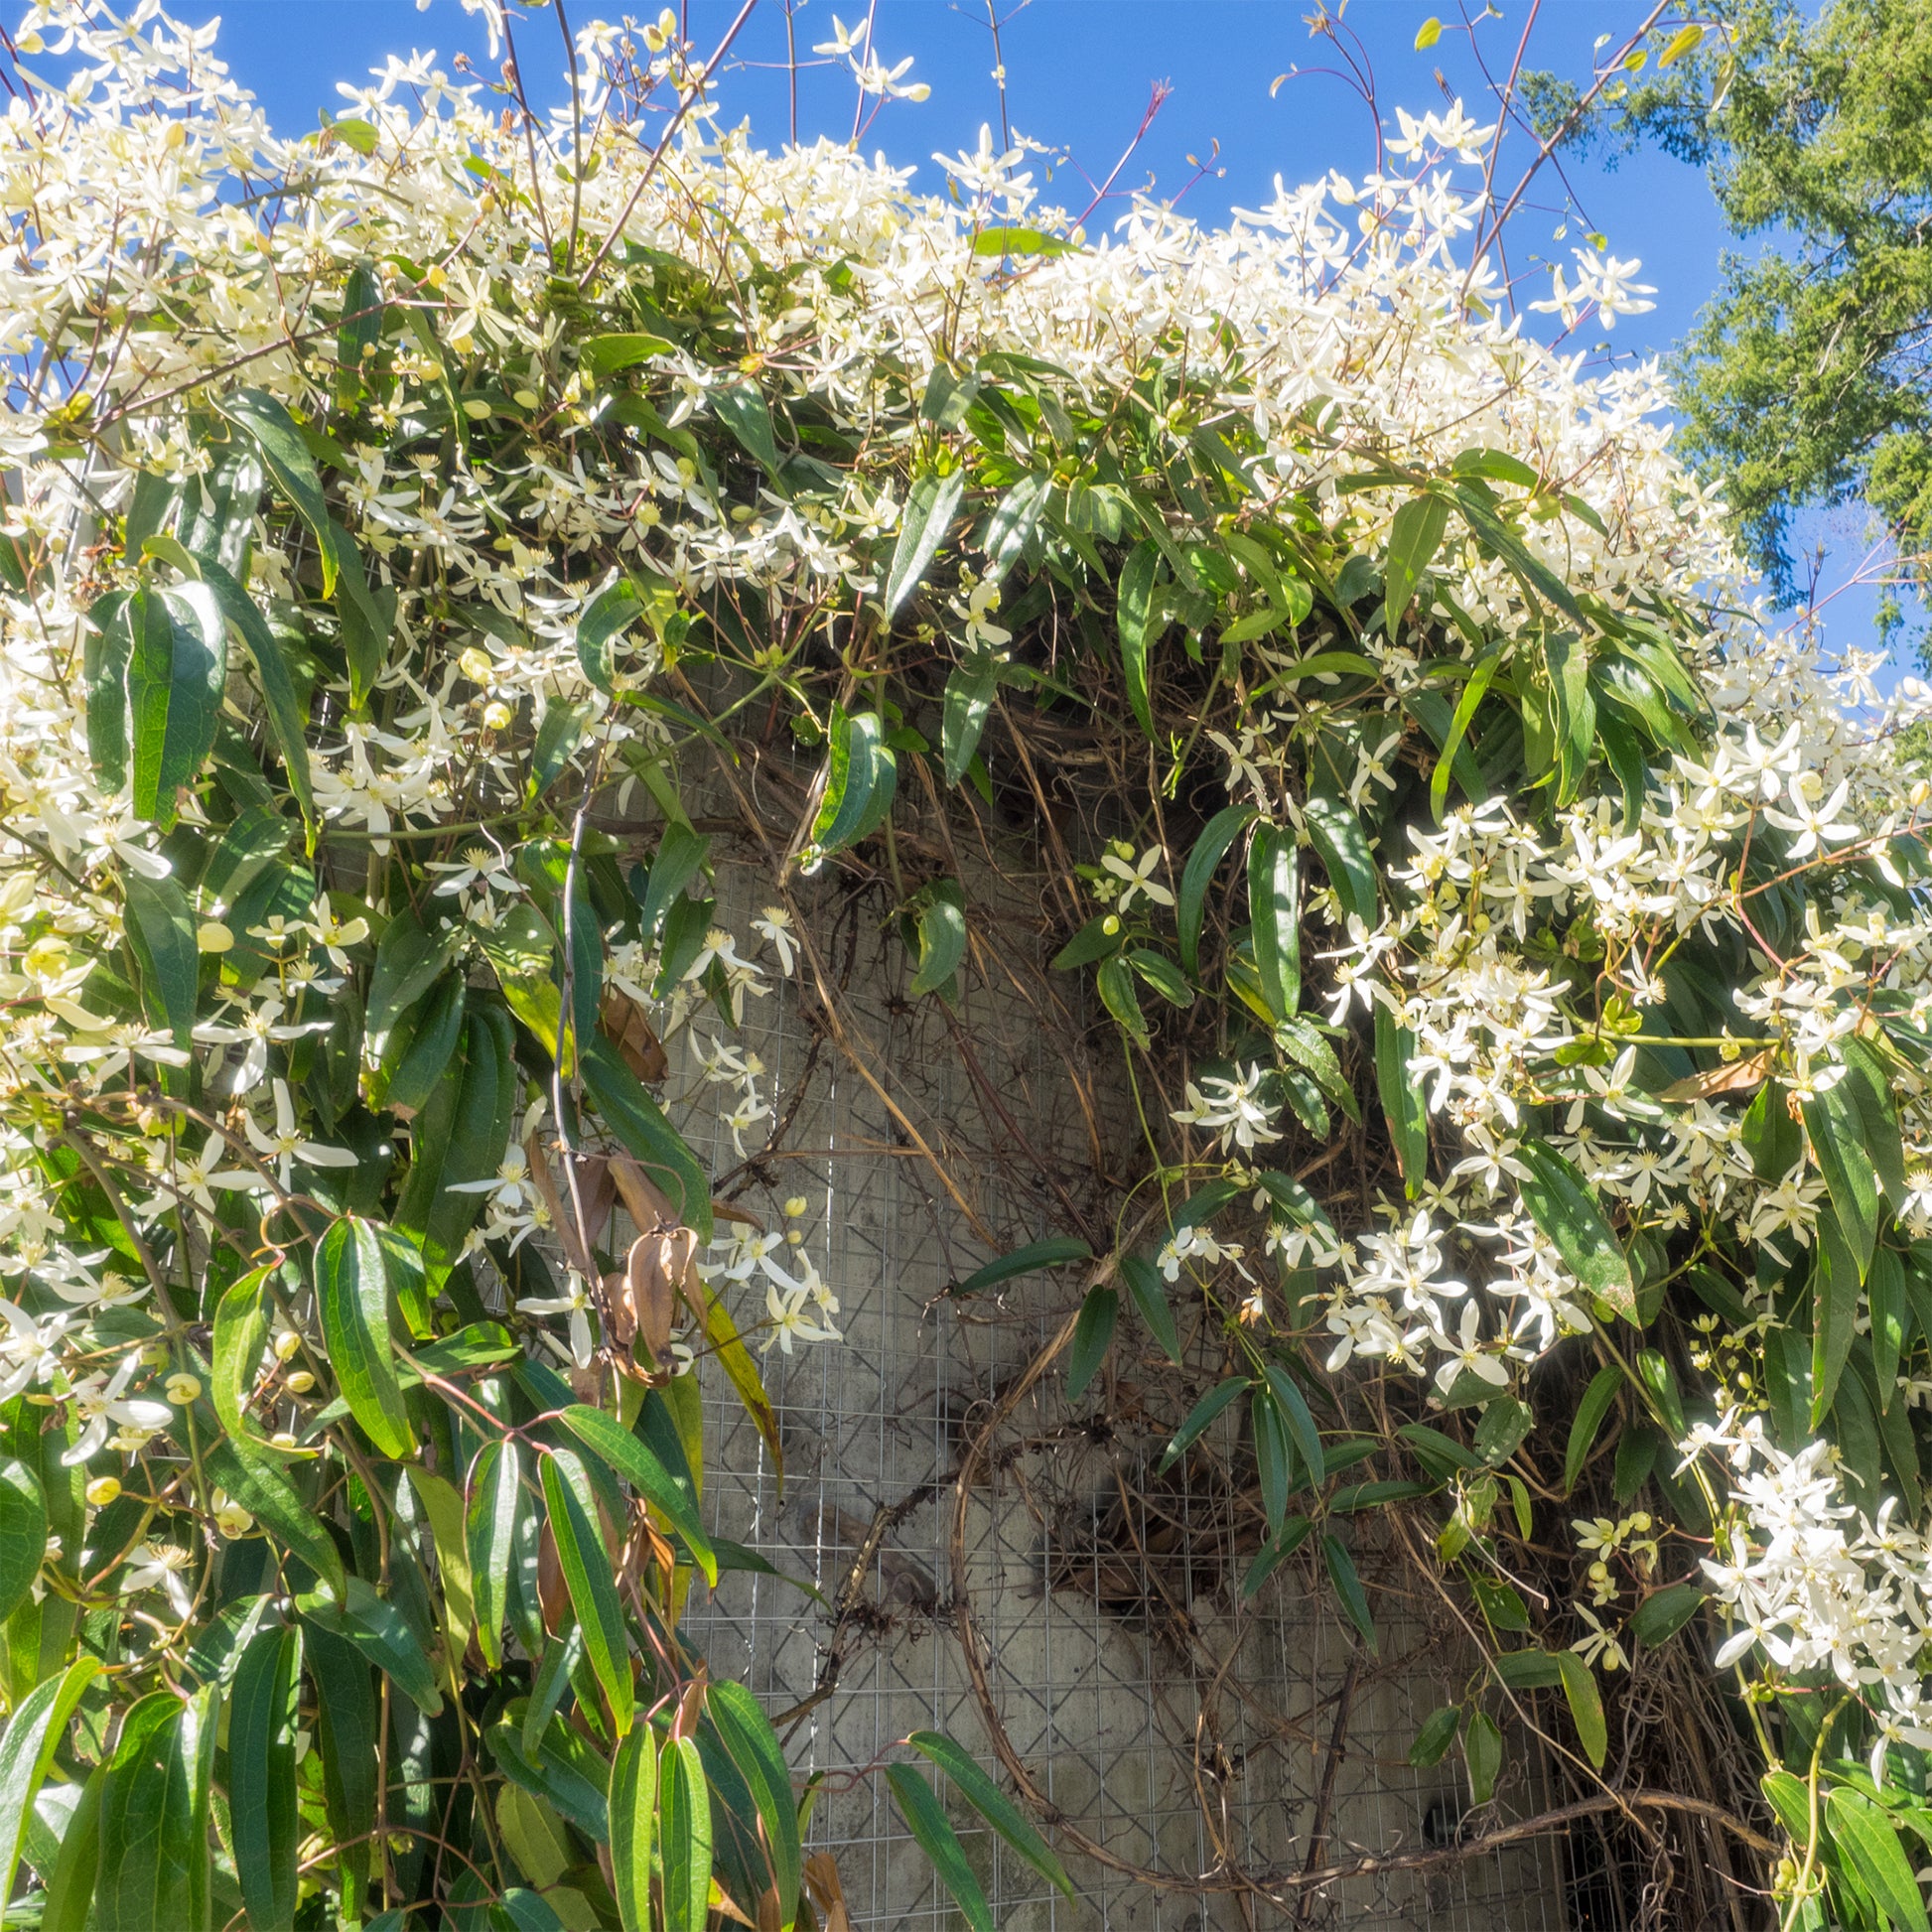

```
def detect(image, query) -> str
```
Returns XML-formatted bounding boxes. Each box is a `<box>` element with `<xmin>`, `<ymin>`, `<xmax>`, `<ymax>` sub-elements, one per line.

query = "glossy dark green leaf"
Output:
<box><xmin>581</xmin><ymin>332</ymin><xmax>675</xmax><ymax>378</ymax></box>
<box><xmin>540</xmin><ymin>1449</ymin><xmax>635</xmax><ymax>1735</ymax></box>
<box><xmin>0</xmin><ymin>1656</ymin><xmax>102</xmax><ymax>1911</ymax></box>
<box><xmin>1177</xmin><ymin>803</ymin><xmax>1255</xmax><ymax>979</ymax></box>
<box><xmin>1253</xmin><ymin>1390</ymin><xmax>1292</xmax><ymax>1533</ymax></box>
<box><xmin>315</xmin><ymin>1215</ymin><xmax>413</xmax><ymax>1459</ymax></box>
<box><xmin>661</xmin><ymin>1734</ymin><xmax>715</xmax><ymax>1932</ymax></box>
<box><xmin>1159</xmin><ymin>1378</ymin><xmax>1249</xmax><ymax>1473</ymax></box>
<box><xmin>1408</xmin><ymin>1705</ymin><xmax>1461</xmax><ymax>1767</ymax></box>
<box><xmin>1064</xmin><ymin>1286</ymin><xmax>1118</xmax><ymax>1400</ymax></box>
<box><xmin>1805</xmin><ymin>1072</ymin><xmax>1882</xmax><ymax>1280</ymax></box>
<box><xmin>1116</xmin><ymin>538</ymin><xmax>1162</xmax><ymax>740</ymax></box>
<box><xmin>1301</xmin><ymin>792</ymin><xmax>1377</xmax><ymax>924</ymax></box>
<box><xmin>1515</xmin><ymin>1138</ymin><xmax>1634</xmax><ymax>1316</ymax></box>
<box><xmin>554</xmin><ymin>1404</ymin><xmax>717</xmax><ymax>1585</ymax></box>
<box><xmin>1374</xmin><ymin>1004</ymin><xmax>1430</xmax><ymax>1197</ymax></box>
<box><xmin>581</xmin><ymin>1035</ymin><xmax>714</xmax><ymax>1241</ymax></box>
<box><xmin>195</xmin><ymin>554</ymin><xmax>317</xmax><ymax>838</ymax></box>
<box><xmin>609</xmin><ymin>1719</ymin><xmax>657</xmax><ymax>1932</ymax></box>
<box><xmin>908</xmin><ymin>886</ymin><xmax>968</xmax><ymax>999</ymax></box>
<box><xmin>1462</xmin><ymin>1709</ymin><xmax>1503</xmax><ymax>1805</ymax></box>
<box><xmin>886</xmin><ymin>469</ymin><xmax>965</xmax><ymax>618</ymax></box>
<box><xmin>1813</xmin><ymin>1206</ymin><xmax>1863</xmax><ymax>1427</ymax></box>
<box><xmin>488</xmin><ymin>1715</ymin><xmax>609</xmax><ymax>1844</ymax></box>
<box><xmin>363</xmin><ymin>907</ymin><xmax>461</xmax><ymax>1067</ymax></box>
<box><xmin>806</xmin><ymin>708</ymin><xmax>897</xmax><ymax>863</ymax></box>
<box><xmin>1491</xmin><ymin>1649</ymin><xmax>1565</xmax><ymax>1689</ymax></box>
<box><xmin>1384</xmin><ymin>489</ymin><xmax>1449</xmax><ymax>640</ymax></box>
<box><xmin>712</xmin><ymin>379</ymin><xmax>781</xmax><ymax>475</ymax></box>
<box><xmin>885</xmin><ymin>1764</ymin><xmax>992</xmax><ymax>1932</ymax></box>
<box><xmin>1556</xmin><ymin>1651</ymin><xmax>1606</xmax><ymax>1767</ymax></box>
<box><xmin>1565</xmin><ymin>1366</ymin><xmax>1622</xmax><ymax>1494</ymax></box>
<box><xmin>1260</xmin><ymin>1362</ymin><xmax>1324</xmax><ymax>1485</ymax></box>
<box><xmin>306</xmin><ymin>1622</ymin><xmax>376</xmax><ymax>1860</ymax></box>
<box><xmin>214</xmin><ymin>387</ymin><xmax>338</xmax><ymax>595</ymax></box>
<box><xmin>127</xmin><ymin>584</ymin><xmax>225</xmax><ymax>829</ymax></box>
<box><xmin>1628</xmin><ymin>1584</ymin><xmax>1704</xmax><ymax>1647</ymax></box>
<box><xmin>576</xmin><ymin>579</ymin><xmax>643</xmax><ymax>694</ymax></box>
<box><xmin>1126</xmin><ymin>947</ymin><xmax>1192</xmax><ymax>1007</ymax></box>
<box><xmin>330</xmin><ymin>523</ymin><xmax>396</xmax><ymax>709</ymax></box>
<box><xmin>95</xmin><ymin>1685</ymin><xmax>215</xmax><ymax>1932</ymax></box>
<box><xmin>941</xmin><ymin>652</ymin><xmax>1002</xmax><ymax>786</ymax></box>
<box><xmin>906</xmin><ymin>1730</ymin><xmax>1074</xmax><ymax>1902</ymax></box>
<box><xmin>1120</xmin><ymin>1252</ymin><xmax>1180</xmax><ymax>1362</ymax></box>
<box><xmin>0</xmin><ymin>1457</ymin><xmax>46</xmax><ymax>1630</ymax></box>
<box><xmin>41</xmin><ymin>1762</ymin><xmax>102</xmax><ymax>1932</ymax></box>
<box><xmin>1870</xmin><ymin>1244</ymin><xmax>1908</xmax><ymax>1407</ymax></box>
<box><xmin>954</xmin><ymin>1236</ymin><xmax>1090</xmax><ymax>1297</ymax></box>
<box><xmin>1826</xmin><ymin>1786</ymin><xmax>1930</xmax><ymax>1932</ymax></box>
<box><xmin>1842</xmin><ymin>1035</ymin><xmax>1907</xmax><ymax>1209</ymax></box>
<box><xmin>1095</xmin><ymin>953</ymin><xmax>1148</xmax><ymax>1042</ymax></box>
<box><xmin>1239</xmin><ymin>1514</ymin><xmax>1312</xmax><ymax>1597</ymax></box>
<box><xmin>637</xmin><ymin>822</ymin><xmax>710</xmax><ymax>941</ymax></box>
<box><xmin>1247</xmin><ymin>823</ymin><xmax>1301</xmax><ymax>1021</ymax></box>
<box><xmin>1469</xmin><ymin>1576</ymin><xmax>1531</xmax><ymax>1633</ymax></box>
<box><xmin>200</xmin><ymin>1437</ymin><xmax>345</xmax><ymax>1599</ymax></box>
<box><xmin>395</xmin><ymin>1006</ymin><xmax>518</xmax><ymax>1275</ymax></box>
<box><xmin>1430</xmin><ymin>652</ymin><xmax>1501</xmax><ymax>823</ymax></box>
<box><xmin>122</xmin><ymin>868</ymin><xmax>198</xmax><ymax>1052</ymax></box>
<box><xmin>227</xmin><ymin>1623</ymin><xmax>301</xmax><ymax>1932</ymax></box>
<box><xmin>82</xmin><ymin>591</ymin><xmax>134</xmax><ymax>792</ymax></box>
<box><xmin>1321</xmin><ymin>1534</ymin><xmax>1377</xmax><ymax>1653</ymax></box>
<box><xmin>382</xmin><ymin>970</ymin><xmax>467</xmax><ymax>1115</ymax></box>
<box><xmin>297</xmin><ymin>1575</ymin><xmax>441</xmax><ymax>1718</ymax></box>
<box><xmin>708</xmin><ymin>1681</ymin><xmax>802</xmax><ymax>1928</ymax></box>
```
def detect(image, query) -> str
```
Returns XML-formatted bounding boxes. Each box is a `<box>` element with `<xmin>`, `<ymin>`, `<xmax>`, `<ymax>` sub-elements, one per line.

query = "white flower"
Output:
<box><xmin>1099</xmin><ymin>845</ymin><xmax>1173</xmax><ymax>911</ymax></box>
<box><xmin>243</xmin><ymin>1080</ymin><xmax>360</xmax><ymax>1187</ymax></box>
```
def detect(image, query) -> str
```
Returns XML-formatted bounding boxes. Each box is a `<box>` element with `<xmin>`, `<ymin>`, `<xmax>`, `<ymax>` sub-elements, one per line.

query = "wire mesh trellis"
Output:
<box><xmin>634</xmin><ymin>820</ymin><xmax>1581</xmax><ymax>1932</ymax></box>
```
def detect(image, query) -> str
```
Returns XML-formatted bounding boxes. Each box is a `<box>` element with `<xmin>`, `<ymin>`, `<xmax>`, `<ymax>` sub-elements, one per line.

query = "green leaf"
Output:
<box><xmin>1804</xmin><ymin>1073</ymin><xmax>1882</xmax><ymax>1280</ymax></box>
<box><xmin>638</xmin><ymin>822</ymin><xmax>711</xmax><ymax>940</ymax></box>
<box><xmin>1176</xmin><ymin>803</ymin><xmax>1255</xmax><ymax>978</ymax></box>
<box><xmin>908</xmin><ymin>886</ymin><xmax>968</xmax><ymax>999</ymax></box>
<box><xmin>122</xmin><ymin>864</ymin><xmax>199</xmax><ymax>1054</ymax></box>
<box><xmin>1399</xmin><ymin>1422</ymin><xmax>1482</xmax><ymax>1479</ymax></box>
<box><xmin>1430</xmin><ymin>652</ymin><xmax>1501</xmax><ymax>823</ymax></box>
<box><xmin>581</xmin><ymin>1035</ymin><xmax>714</xmax><ymax>1241</ymax></box>
<box><xmin>982</xmin><ymin>471</ymin><xmax>1048</xmax><ymax>583</ymax></box>
<box><xmin>41</xmin><ymin>1763</ymin><xmax>102</xmax><ymax>1932</ymax></box>
<box><xmin>540</xmin><ymin>1449</ymin><xmax>635</xmax><ymax>1735</ymax></box>
<box><xmin>1321</xmin><ymin>1534</ymin><xmax>1377</xmax><ymax>1653</ymax></box>
<box><xmin>1827</xmin><ymin>1787</ymin><xmax>1931</xmax><ymax>1932</ymax></box>
<box><xmin>405</xmin><ymin>1466</ymin><xmax>475</xmax><ymax>1670</ymax></box>
<box><xmin>329</xmin><ymin>522</ymin><xmax>396</xmax><ymax>709</ymax></box>
<box><xmin>806</xmin><ymin>709</ymin><xmax>897</xmax><ymax>860</ymax></box>
<box><xmin>554</xmin><ymin>1405</ymin><xmax>717</xmax><ymax>1585</ymax></box>
<box><xmin>969</xmin><ymin>225</ymin><xmax>1074</xmax><ymax>256</ymax></box>
<box><xmin>0</xmin><ymin>1657</ymin><xmax>103</xmax><ymax>1912</ymax></box>
<box><xmin>195</xmin><ymin>555</ymin><xmax>317</xmax><ymax>840</ymax></box>
<box><xmin>1116</xmin><ymin>538</ymin><xmax>1162</xmax><ymax>740</ymax></box>
<box><xmin>1385</xmin><ymin>490</ymin><xmax>1450</xmax><ymax>640</ymax></box>
<box><xmin>1160</xmin><ymin>1378</ymin><xmax>1249</xmax><ymax>1473</ymax></box>
<box><xmin>660</xmin><ymin>1735</ymin><xmax>714</xmax><ymax>1932</ymax></box>
<box><xmin>466</xmin><ymin>1440</ymin><xmax>522</xmax><ymax>1670</ymax></box>
<box><xmin>1240</xmin><ymin>1514</ymin><xmax>1312</xmax><ymax>1597</ymax></box>
<box><xmin>1492</xmin><ymin>1649</ymin><xmax>1565</xmax><ymax>1690</ymax></box>
<box><xmin>1095</xmin><ymin>953</ymin><xmax>1148</xmax><ymax>1043</ymax></box>
<box><xmin>1813</xmin><ymin>1206</ymin><xmax>1863</xmax><ymax>1426</ymax></box>
<box><xmin>1565</xmin><ymin>1366</ymin><xmax>1622</xmax><ymax>1493</ymax></box>
<box><xmin>906</xmin><ymin>1730</ymin><xmax>1075</xmax><ymax>1902</ymax></box>
<box><xmin>1064</xmin><ymin>1286</ymin><xmax>1118</xmax><ymax>1400</ymax></box>
<box><xmin>364</xmin><ymin>907</ymin><xmax>461</xmax><ymax>1069</ymax></box>
<box><xmin>707</xmin><ymin>1682</ymin><xmax>802</xmax><ymax>1928</ymax></box>
<box><xmin>0</xmin><ymin>1458</ymin><xmax>45</xmax><ymax>1630</ymax></box>
<box><xmin>1126</xmin><ymin>946</ymin><xmax>1192</xmax><ymax>1008</ymax></box>
<box><xmin>1247</xmin><ymin>823</ymin><xmax>1301</xmax><ymax>1021</ymax></box>
<box><xmin>214</xmin><ymin>388</ymin><xmax>338</xmax><ymax>595</ymax></box>
<box><xmin>582</xmin><ymin>333</ymin><xmax>674</xmax><ymax>378</ymax></box>
<box><xmin>95</xmin><ymin>1686</ymin><xmax>215</xmax><ymax>1932</ymax></box>
<box><xmin>1470</xmin><ymin>1577</ymin><xmax>1531</xmax><ymax>1632</ymax></box>
<box><xmin>1870</xmin><ymin>1244</ymin><xmax>1908</xmax><ymax>1406</ymax></box>
<box><xmin>1462</xmin><ymin>1710</ymin><xmax>1503</xmax><ymax>1805</ymax></box>
<box><xmin>1516</xmin><ymin>1138</ymin><xmax>1634</xmax><ymax>1316</ymax></box>
<box><xmin>1260</xmin><ymin>1362</ymin><xmax>1325</xmax><ymax>1485</ymax></box>
<box><xmin>211</xmin><ymin>1262</ymin><xmax>273</xmax><ymax>1444</ymax></box>
<box><xmin>1409</xmin><ymin>1705</ymin><xmax>1461</xmax><ymax>1767</ymax></box>
<box><xmin>609</xmin><ymin>1722</ymin><xmax>657</xmax><ymax>1932</ymax></box>
<box><xmin>954</xmin><ymin>1236</ymin><xmax>1091</xmax><ymax>1296</ymax></box>
<box><xmin>1555</xmin><ymin>1651</ymin><xmax>1606</xmax><ymax>1767</ymax></box>
<box><xmin>941</xmin><ymin>652</ymin><xmax>1001</xmax><ymax>785</ymax></box>
<box><xmin>306</xmin><ymin>1622</ymin><xmax>377</xmax><ymax>1857</ymax></box>
<box><xmin>886</xmin><ymin>469</ymin><xmax>966</xmax><ymax>618</ymax></box>
<box><xmin>1301</xmin><ymin>793</ymin><xmax>1377</xmax><ymax>924</ymax></box>
<box><xmin>1120</xmin><ymin>1252</ymin><xmax>1180</xmax><ymax>1363</ymax></box>
<box><xmin>1841</xmin><ymin>1035</ymin><xmax>1908</xmax><ymax>1210</ymax></box>
<box><xmin>885</xmin><ymin>1764</ymin><xmax>992</xmax><ymax>1932</ymax></box>
<box><xmin>712</xmin><ymin>379</ymin><xmax>781</xmax><ymax>475</ymax></box>
<box><xmin>575</xmin><ymin>580</ymin><xmax>643</xmax><ymax>696</ymax></box>
<box><xmin>296</xmin><ymin>1575</ymin><xmax>442</xmax><ymax>1718</ymax></box>
<box><xmin>227</xmin><ymin>1624</ymin><xmax>301</xmax><ymax>1932</ymax></box>
<box><xmin>1628</xmin><ymin>1584</ymin><xmax>1704</xmax><ymax>1647</ymax></box>
<box><xmin>1374</xmin><ymin>1004</ymin><xmax>1430</xmax><ymax>1196</ymax></box>
<box><xmin>127</xmin><ymin>584</ymin><xmax>226</xmax><ymax>829</ymax></box>
<box><xmin>82</xmin><ymin>591</ymin><xmax>134</xmax><ymax>792</ymax></box>
<box><xmin>1451</xmin><ymin>483</ymin><xmax>1581</xmax><ymax>621</ymax></box>
<box><xmin>201</xmin><ymin>1436</ymin><xmax>345</xmax><ymax>1599</ymax></box>
<box><xmin>315</xmin><ymin>1214</ymin><xmax>414</xmax><ymax>1460</ymax></box>
<box><xmin>383</xmin><ymin>970</ymin><xmax>467</xmax><ymax>1115</ymax></box>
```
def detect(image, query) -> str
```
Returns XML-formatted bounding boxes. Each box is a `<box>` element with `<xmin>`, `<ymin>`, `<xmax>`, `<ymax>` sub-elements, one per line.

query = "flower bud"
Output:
<box><xmin>84</xmin><ymin>1476</ymin><xmax>121</xmax><ymax>1508</ymax></box>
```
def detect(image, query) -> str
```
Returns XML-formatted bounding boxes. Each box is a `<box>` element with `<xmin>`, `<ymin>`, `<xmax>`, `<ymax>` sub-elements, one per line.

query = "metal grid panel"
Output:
<box><xmin>655</xmin><ymin>849</ymin><xmax>1571</xmax><ymax>1932</ymax></box>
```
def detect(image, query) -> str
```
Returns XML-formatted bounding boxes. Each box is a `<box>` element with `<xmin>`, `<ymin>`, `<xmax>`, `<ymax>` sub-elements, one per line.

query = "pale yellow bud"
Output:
<box><xmin>165</xmin><ymin>1372</ymin><xmax>202</xmax><ymax>1405</ymax></box>
<box><xmin>84</xmin><ymin>1476</ymin><xmax>121</xmax><ymax>1507</ymax></box>
<box><xmin>196</xmin><ymin>920</ymin><xmax>233</xmax><ymax>953</ymax></box>
<box><xmin>284</xmin><ymin>1371</ymin><xmax>316</xmax><ymax>1395</ymax></box>
<box><xmin>458</xmin><ymin>646</ymin><xmax>494</xmax><ymax>683</ymax></box>
<box><xmin>782</xmin><ymin>1196</ymin><xmax>809</xmax><ymax>1219</ymax></box>
<box><xmin>272</xmin><ymin>1328</ymin><xmax>302</xmax><ymax>1362</ymax></box>
<box><xmin>483</xmin><ymin>700</ymin><xmax>513</xmax><ymax>732</ymax></box>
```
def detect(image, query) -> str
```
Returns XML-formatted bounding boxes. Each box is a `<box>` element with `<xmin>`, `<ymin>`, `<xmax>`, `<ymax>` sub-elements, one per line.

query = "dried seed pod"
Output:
<box><xmin>618</xmin><ymin>1224</ymin><xmax>696</xmax><ymax>1366</ymax></box>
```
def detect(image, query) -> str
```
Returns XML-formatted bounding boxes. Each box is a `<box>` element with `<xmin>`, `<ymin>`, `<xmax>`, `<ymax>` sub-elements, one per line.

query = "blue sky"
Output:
<box><xmin>205</xmin><ymin>0</ymin><xmax>1892</xmax><ymax>659</ymax></box>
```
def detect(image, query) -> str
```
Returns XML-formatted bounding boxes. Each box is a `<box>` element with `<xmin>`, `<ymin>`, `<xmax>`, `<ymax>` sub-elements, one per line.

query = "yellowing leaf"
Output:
<box><xmin>1658</xmin><ymin>22</ymin><xmax>1704</xmax><ymax>66</ymax></box>
<box><xmin>1415</xmin><ymin>17</ymin><xmax>1443</xmax><ymax>49</ymax></box>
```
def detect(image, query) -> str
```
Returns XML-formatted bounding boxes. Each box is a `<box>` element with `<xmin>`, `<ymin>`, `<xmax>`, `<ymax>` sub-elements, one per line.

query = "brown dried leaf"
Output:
<box><xmin>602</xmin><ymin>987</ymin><xmax>668</xmax><ymax>1083</ymax></box>
<box><xmin>616</xmin><ymin>1225</ymin><xmax>695</xmax><ymax>1367</ymax></box>
<box><xmin>536</xmin><ymin>1519</ymin><xmax>568</xmax><ymax>1636</ymax></box>
<box><xmin>804</xmin><ymin>1854</ymin><xmax>852</xmax><ymax>1932</ymax></box>
<box><xmin>1658</xmin><ymin>1046</ymin><xmax>1775</xmax><ymax>1102</ymax></box>
<box><xmin>607</xmin><ymin>1148</ymin><xmax>680</xmax><ymax>1233</ymax></box>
